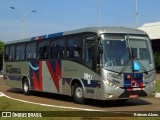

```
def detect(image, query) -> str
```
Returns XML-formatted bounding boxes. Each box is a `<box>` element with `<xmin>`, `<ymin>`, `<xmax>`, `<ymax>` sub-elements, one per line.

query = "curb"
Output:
<box><xmin>155</xmin><ymin>93</ymin><xmax>160</xmax><ymax>98</ymax></box>
<box><xmin>0</xmin><ymin>92</ymin><xmax>4</xmax><ymax>97</ymax></box>
<box><xmin>0</xmin><ymin>92</ymin><xmax>105</xmax><ymax>112</ymax></box>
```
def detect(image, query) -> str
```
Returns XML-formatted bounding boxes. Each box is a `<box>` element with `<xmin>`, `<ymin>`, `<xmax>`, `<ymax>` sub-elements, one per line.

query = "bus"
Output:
<box><xmin>3</xmin><ymin>27</ymin><xmax>156</xmax><ymax>104</ymax></box>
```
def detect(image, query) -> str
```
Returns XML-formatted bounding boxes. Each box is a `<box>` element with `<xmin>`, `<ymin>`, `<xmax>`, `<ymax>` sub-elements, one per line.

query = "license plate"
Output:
<box><xmin>129</xmin><ymin>94</ymin><xmax>138</xmax><ymax>98</ymax></box>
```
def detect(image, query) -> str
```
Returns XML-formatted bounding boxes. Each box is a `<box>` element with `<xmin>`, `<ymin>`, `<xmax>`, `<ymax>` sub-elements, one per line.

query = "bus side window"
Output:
<box><xmin>26</xmin><ymin>44</ymin><xmax>30</xmax><ymax>59</ymax></box>
<box><xmin>51</xmin><ymin>39</ymin><xmax>64</xmax><ymax>59</ymax></box>
<box><xmin>5</xmin><ymin>46</ymin><xmax>9</xmax><ymax>61</ymax></box>
<box><xmin>26</xmin><ymin>43</ymin><xmax>36</xmax><ymax>60</ymax></box>
<box><xmin>38</xmin><ymin>41</ymin><xmax>49</xmax><ymax>59</ymax></box>
<box><xmin>51</xmin><ymin>43</ymin><xmax>58</xmax><ymax>58</ymax></box>
<box><xmin>58</xmin><ymin>41</ymin><xmax>64</xmax><ymax>58</ymax></box>
<box><xmin>9</xmin><ymin>45</ymin><xmax>15</xmax><ymax>61</ymax></box>
<box><xmin>16</xmin><ymin>45</ymin><xmax>19</xmax><ymax>60</ymax></box>
<box><xmin>16</xmin><ymin>44</ymin><xmax>25</xmax><ymax>61</ymax></box>
<box><xmin>85</xmin><ymin>42</ymin><xmax>96</xmax><ymax>70</ymax></box>
<box><xmin>67</xmin><ymin>37</ymin><xmax>83</xmax><ymax>58</ymax></box>
<box><xmin>67</xmin><ymin>39</ymin><xmax>74</xmax><ymax>58</ymax></box>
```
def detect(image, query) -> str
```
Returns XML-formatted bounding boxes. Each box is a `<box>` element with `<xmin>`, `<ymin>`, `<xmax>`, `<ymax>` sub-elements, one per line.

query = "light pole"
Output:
<box><xmin>136</xmin><ymin>0</ymin><xmax>139</xmax><ymax>28</ymax></box>
<box><xmin>98</xmin><ymin>0</ymin><xmax>101</xmax><ymax>28</ymax></box>
<box><xmin>10</xmin><ymin>7</ymin><xmax>36</xmax><ymax>39</ymax></box>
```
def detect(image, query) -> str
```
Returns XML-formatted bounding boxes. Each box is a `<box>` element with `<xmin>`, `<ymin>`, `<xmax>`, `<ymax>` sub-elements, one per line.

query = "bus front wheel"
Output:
<box><xmin>22</xmin><ymin>78</ymin><xmax>30</xmax><ymax>95</ymax></box>
<box><xmin>73</xmin><ymin>83</ymin><xmax>84</xmax><ymax>104</ymax></box>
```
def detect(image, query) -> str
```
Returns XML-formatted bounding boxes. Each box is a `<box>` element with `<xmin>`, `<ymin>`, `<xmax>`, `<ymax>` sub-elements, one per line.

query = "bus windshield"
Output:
<box><xmin>102</xmin><ymin>34</ymin><xmax>155</xmax><ymax>73</ymax></box>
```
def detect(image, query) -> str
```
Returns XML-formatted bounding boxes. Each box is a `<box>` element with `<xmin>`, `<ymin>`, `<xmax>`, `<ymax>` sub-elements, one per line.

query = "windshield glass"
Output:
<box><xmin>102</xmin><ymin>34</ymin><xmax>155</xmax><ymax>73</ymax></box>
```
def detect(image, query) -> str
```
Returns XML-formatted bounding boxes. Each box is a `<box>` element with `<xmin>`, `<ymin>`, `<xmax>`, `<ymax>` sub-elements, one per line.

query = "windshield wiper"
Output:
<box><xmin>119</xmin><ymin>36</ymin><xmax>149</xmax><ymax>75</ymax></box>
<box><xmin>119</xmin><ymin>36</ymin><xmax>132</xmax><ymax>75</ymax></box>
<box><xmin>129</xmin><ymin>44</ymin><xmax>148</xmax><ymax>74</ymax></box>
<box><xmin>119</xmin><ymin>54</ymin><xmax>149</xmax><ymax>76</ymax></box>
<box><xmin>134</xmin><ymin>57</ymin><xmax>148</xmax><ymax>74</ymax></box>
<box><xmin>118</xmin><ymin>57</ymin><xmax>130</xmax><ymax>76</ymax></box>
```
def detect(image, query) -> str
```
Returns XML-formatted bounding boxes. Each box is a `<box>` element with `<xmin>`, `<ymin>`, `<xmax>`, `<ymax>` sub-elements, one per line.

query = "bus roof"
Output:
<box><xmin>5</xmin><ymin>27</ymin><xmax>147</xmax><ymax>45</ymax></box>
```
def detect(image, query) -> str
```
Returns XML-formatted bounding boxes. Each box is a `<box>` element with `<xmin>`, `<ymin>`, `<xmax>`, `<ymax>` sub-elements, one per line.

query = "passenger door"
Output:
<box><xmin>85</xmin><ymin>41</ymin><xmax>97</xmax><ymax>71</ymax></box>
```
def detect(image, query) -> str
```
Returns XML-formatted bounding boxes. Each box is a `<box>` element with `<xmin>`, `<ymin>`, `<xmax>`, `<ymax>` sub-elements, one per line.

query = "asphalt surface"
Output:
<box><xmin>0</xmin><ymin>77</ymin><xmax>160</xmax><ymax>111</ymax></box>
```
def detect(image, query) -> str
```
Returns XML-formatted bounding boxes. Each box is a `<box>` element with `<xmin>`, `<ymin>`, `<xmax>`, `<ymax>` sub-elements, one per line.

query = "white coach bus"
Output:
<box><xmin>3</xmin><ymin>27</ymin><xmax>156</xmax><ymax>104</ymax></box>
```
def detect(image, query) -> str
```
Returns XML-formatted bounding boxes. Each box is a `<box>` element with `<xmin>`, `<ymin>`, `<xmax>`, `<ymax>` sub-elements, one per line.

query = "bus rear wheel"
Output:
<box><xmin>22</xmin><ymin>78</ymin><xmax>30</xmax><ymax>95</ymax></box>
<box><xmin>73</xmin><ymin>83</ymin><xmax>84</xmax><ymax>104</ymax></box>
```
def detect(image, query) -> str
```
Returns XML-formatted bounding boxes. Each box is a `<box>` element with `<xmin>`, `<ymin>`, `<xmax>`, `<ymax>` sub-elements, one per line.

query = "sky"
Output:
<box><xmin>1</xmin><ymin>0</ymin><xmax>160</xmax><ymax>42</ymax></box>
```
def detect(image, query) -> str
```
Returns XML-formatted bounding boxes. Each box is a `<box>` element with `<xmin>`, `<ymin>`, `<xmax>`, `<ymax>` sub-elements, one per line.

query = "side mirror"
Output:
<box><xmin>98</xmin><ymin>44</ymin><xmax>103</xmax><ymax>54</ymax></box>
<box><xmin>97</xmin><ymin>36</ymin><xmax>101</xmax><ymax>41</ymax></box>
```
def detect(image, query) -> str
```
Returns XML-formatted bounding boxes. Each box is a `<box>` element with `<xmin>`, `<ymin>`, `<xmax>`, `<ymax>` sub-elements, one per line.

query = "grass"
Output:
<box><xmin>0</xmin><ymin>97</ymin><xmax>74</xmax><ymax>111</ymax></box>
<box><xmin>0</xmin><ymin>96</ymin><xmax>79</xmax><ymax>120</ymax></box>
<box><xmin>156</xmin><ymin>80</ymin><xmax>160</xmax><ymax>92</ymax></box>
<box><xmin>0</xmin><ymin>97</ymin><xmax>160</xmax><ymax>120</ymax></box>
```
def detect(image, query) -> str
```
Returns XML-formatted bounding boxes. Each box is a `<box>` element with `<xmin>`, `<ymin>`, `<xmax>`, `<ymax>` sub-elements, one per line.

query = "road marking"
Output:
<box><xmin>0</xmin><ymin>92</ymin><xmax>5</xmax><ymax>97</ymax></box>
<box><xmin>2</xmin><ymin>91</ymin><xmax>159</xmax><ymax>113</ymax></box>
<box><xmin>0</xmin><ymin>92</ymin><xmax>104</xmax><ymax>111</ymax></box>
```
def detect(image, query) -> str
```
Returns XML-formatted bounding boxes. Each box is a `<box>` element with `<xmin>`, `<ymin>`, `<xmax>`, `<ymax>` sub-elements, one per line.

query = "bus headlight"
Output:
<box><xmin>102</xmin><ymin>73</ymin><xmax>122</xmax><ymax>89</ymax></box>
<box><xmin>107</xmin><ymin>73</ymin><xmax>123</xmax><ymax>81</ymax></box>
<box><xmin>109</xmin><ymin>82</ymin><xmax>112</xmax><ymax>86</ymax></box>
<box><xmin>151</xmin><ymin>80</ymin><xmax>156</xmax><ymax>86</ymax></box>
<box><xmin>106</xmin><ymin>80</ymin><xmax>110</xmax><ymax>85</ymax></box>
<box><xmin>102</xmin><ymin>78</ymin><xmax>118</xmax><ymax>89</ymax></box>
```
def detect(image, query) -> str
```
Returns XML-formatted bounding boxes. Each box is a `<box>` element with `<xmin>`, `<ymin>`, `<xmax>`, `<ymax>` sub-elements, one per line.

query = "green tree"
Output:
<box><xmin>0</xmin><ymin>41</ymin><xmax>4</xmax><ymax>59</ymax></box>
<box><xmin>0</xmin><ymin>41</ymin><xmax>4</xmax><ymax>70</ymax></box>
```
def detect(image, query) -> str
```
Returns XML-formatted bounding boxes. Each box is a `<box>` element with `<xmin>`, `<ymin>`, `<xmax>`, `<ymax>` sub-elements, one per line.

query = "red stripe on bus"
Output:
<box><xmin>39</xmin><ymin>61</ymin><xmax>42</xmax><ymax>89</ymax></box>
<box><xmin>32</xmin><ymin>61</ymin><xmax>42</xmax><ymax>91</ymax></box>
<box><xmin>33</xmin><ymin>71</ymin><xmax>42</xmax><ymax>91</ymax></box>
<box><xmin>46</xmin><ymin>61</ymin><xmax>60</xmax><ymax>93</ymax></box>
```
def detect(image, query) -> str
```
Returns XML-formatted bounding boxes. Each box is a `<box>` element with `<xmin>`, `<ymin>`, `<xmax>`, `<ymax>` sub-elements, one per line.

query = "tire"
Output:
<box><xmin>73</xmin><ymin>83</ymin><xmax>84</xmax><ymax>104</ymax></box>
<box><xmin>22</xmin><ymin>78</ymin><xmax>30</xmax><ymax>95</ymax></box>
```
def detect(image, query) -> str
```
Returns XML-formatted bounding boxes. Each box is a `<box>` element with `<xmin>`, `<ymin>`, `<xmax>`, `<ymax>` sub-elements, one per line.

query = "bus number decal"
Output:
<box><xmin>84</xmin><ymin>73</ymin><xmax>93</xmax><ymax>84</ymax></box>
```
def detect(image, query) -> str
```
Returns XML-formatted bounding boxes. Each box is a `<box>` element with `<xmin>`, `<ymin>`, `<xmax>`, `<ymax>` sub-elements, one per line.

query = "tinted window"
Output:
<box><xmin>140</xmin><ymin>48</ymin><xmax>148</xmax><ymax>59</ymax></box>
<box><xmin>9</xmin><ymin>45</ymin><xmax>15</xmax><ymax>61</ymax></box>
<box><xmin>51</xmin><ymin>39</ymin><xmax>64</xmax><ymax>59</ymax></box>
<box><xmin>85</xmin><ymin>42</ymin><xmax>96</xmax><ymax>70</ymax></box>
<box><xmin>5</xmin><ymin>46</ymin><xmax>9</xmax><ymax>61</ymax></box>
<box><xmin>38</xmin><ymin>41</ymin><xmax>50</xmax><ymax>59</ymax></box>
<box><xmin>16</xmin><ymin>44</ymin><xmax>25</xmax><ymax>61</ymax></box>
<box><xmin>26</xmin><ymin>43</ymin><xmax>36</xmax><ymax>60</ymax></box>
<box><xmin>67</xmin><ymin>37</ymin><xmax>83</xmax><ymax>58</ymax></box>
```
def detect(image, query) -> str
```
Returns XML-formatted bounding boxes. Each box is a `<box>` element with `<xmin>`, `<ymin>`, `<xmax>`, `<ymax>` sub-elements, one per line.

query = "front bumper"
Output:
<box><xmin>102</xmin><ymin>82</ymin><xmax>156</xmax><ymax>100</ymax></box>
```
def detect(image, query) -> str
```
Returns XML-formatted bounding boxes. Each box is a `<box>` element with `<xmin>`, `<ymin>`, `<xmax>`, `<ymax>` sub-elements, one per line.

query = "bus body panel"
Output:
<box><xmin>3</xmin><ymin>27</ymin><xmax>156</xmax><ymax>102</ymax></box>
<box><xmin>61</xmin><ymin>60</ymin><xmax>102</xmax><ymax>99</ymax></box>
<box><xmin>101</xmin><ymin>69</ymin><xmax>156</xmax><ymax>100</ymax></box>
<box><xmin>4</xmin><ymin>61</ymin><xmax>29</xmax><ymax>89</ymax></box>
<box><xmin>4</xmin><ymin>60</ymin><xmax>103</xmax><ymax>100</ymax></box>
<box><xmin>4</xmin><ymin>60</ymin><xmax>155</xmax><ymax>100</ymax></box>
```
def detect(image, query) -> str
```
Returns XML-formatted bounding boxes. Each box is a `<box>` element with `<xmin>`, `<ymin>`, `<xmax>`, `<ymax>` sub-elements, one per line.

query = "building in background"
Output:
<box><xmin>139</xmin><ymin>22</ymin><xmax>160</xmax><ymax>72</ymax></box>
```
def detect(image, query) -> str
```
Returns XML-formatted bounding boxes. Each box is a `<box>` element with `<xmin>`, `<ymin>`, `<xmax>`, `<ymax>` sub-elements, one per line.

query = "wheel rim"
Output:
<box><xmin>75</xmin><ymin>87</ymin><xmax>83</xmax><ymax>98</ymax></box>
<box><xmin>24</xmin><ymin>82</ymin><xmax>28</xmax><ymax>92</ymax></box>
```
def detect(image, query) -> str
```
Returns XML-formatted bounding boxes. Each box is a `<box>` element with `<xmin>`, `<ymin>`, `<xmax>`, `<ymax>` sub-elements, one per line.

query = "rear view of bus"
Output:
<box><xmin>100</xmin><ymin>28</ymin><xmax>156</xmax><ymax>100</ymax></box>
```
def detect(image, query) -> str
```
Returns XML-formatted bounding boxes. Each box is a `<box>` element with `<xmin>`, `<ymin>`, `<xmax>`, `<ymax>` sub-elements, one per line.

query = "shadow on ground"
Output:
<box><xmin>7</xmin><ymin>88</ymin><xmax>152</xmax><ymax>108</ymax></box>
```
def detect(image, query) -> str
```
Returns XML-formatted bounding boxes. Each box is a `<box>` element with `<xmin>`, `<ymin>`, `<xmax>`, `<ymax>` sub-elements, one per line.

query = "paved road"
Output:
<box><xmin>0</xmin><ymin>77</ymin><xmax>160</xmax><ymax>111</ymax></box>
